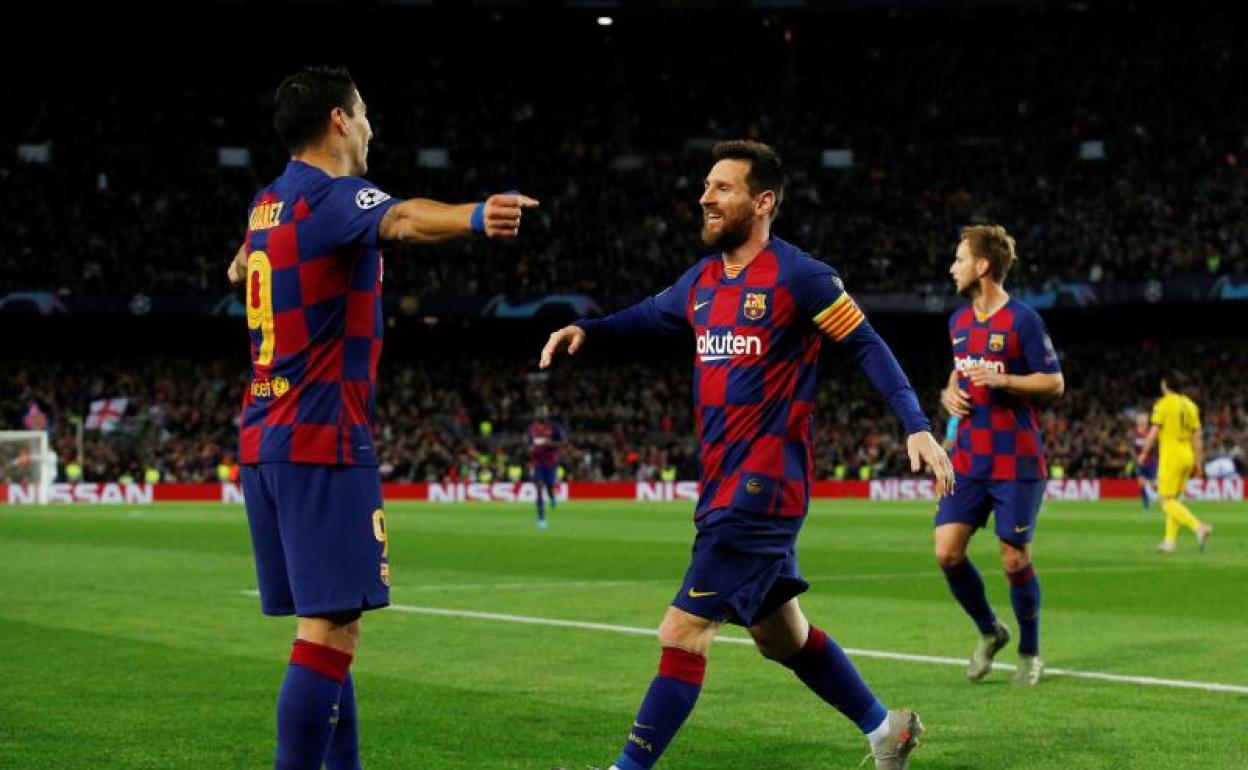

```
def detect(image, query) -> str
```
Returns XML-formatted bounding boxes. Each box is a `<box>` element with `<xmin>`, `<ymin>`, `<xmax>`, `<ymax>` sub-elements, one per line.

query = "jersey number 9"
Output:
<box><xmin>246</xmin><ymin>251</ymin><xmax>275</xmax><ymax>366</ymax></box>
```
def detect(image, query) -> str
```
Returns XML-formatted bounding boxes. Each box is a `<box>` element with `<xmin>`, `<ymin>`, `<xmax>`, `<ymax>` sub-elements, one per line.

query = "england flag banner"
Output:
<box><xmin>85</xmin><ymin>398</ymin><xmax>128</xmax><ymax>432</ymax></box>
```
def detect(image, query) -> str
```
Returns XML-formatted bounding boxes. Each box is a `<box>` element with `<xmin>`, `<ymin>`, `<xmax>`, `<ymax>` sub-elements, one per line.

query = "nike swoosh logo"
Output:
<box><xmin>952</xmin><ymin>336</ymin><xmax>967</xmax><ymax>345</ymax></box>
<box><xmin>1014</xmin><ymin>524</ymin><xmax>1031</xmax><ymax>533</ymax></box>
<box><xmin>687</xmin><ymin>588</ymin><xmax>718</xmax><ymax>598</ymax></box>
<box><xmin>633</xmin><ymin>722</ymin><xmax>655</xmax><ymax>730</ymax></box>
<box><xmin>694</xmin><ymin>300</ymin><xmax>711</xmax><ymax>311</ymax></box>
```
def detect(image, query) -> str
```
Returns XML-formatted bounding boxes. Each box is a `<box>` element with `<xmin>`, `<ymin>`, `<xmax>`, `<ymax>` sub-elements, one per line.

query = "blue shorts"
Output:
<box><xmin>935</xmin><ymin>474</ymin><xmax>1046</xmax><ymax>544</ymax></box>
<box><xmin>533</xmin><ymin>465</ymin><xmax>558</xmax><ymax>489</ymax></box>
<box><xmin>671</xmin><ymin>508</ymin><xmax>808</xmax><ymax>627</ymax></box>
<box><xmin>1138</xmin><ymin>463</ymin><xmax>1158</xmax><ymax>481</ymax></box>
<box><xmin>242</xmin><ymin>464</ymin><xmax>390</xmax><ymax>617</ymax></box>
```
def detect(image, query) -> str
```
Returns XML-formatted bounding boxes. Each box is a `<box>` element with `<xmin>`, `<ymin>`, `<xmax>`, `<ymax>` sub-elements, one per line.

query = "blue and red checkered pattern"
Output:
<box><xmin>238</xmin><ymin>161</ymin><xmax>398</xmax><ymax>466</ymax></box>
<box><xmin>527</xmin><ymin>420</ymin><xmax>566</xmax><ymax>468</ymax></box>
<box><xmin>658</xmin><ymin>239</ymin><xmax>863</xmax><ymax>519</ymax></box>
<box><xmin>948</xmin><ymin>298</ymin><xmax>1062</xmax><ymax>480</ymax></box>
<box><xmin>574</xmin><ymin>237</ymin><xmax>926</xmax><ymax>520</ymax></box>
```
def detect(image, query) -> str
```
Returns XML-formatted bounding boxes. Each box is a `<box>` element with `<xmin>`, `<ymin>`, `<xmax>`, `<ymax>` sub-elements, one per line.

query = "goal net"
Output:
<box><xmin>0</xmin><ymin>431</ymin><xmax>57</xmax><ymax>504</ymax></box>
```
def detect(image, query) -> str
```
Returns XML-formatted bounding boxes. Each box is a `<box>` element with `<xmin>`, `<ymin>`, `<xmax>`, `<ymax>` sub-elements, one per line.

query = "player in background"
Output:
<box><xmin>937</xmin><ymin>225</ymin><xmax>1064</xmax><ymax>687</ymax></box>
<box><xmin>526</xmin><ymin>405</ymin><xmax>566</xmax><ymax>529</ymax></box>
<box><xmin>1137</xmin><ymin>371</ymin><xmax>1212</xmax><ymax>553</ymax></box>
<box><xmin>228</xmin><ymin>65</ymin><xmax>537</xmax><ymax>770</ymax></box>
<box><xmin>1131</xmin><ymin>411</ymin><xmax>1158</xmax><ymax>511</ymax></box>
<box><xmin>542</xmin><ymin>140</ymin><xmax>952</xmax><ymax>770</ymax></box>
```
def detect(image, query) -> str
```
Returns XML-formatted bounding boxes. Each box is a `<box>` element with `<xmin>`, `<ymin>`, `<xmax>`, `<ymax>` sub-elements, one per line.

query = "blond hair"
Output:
<box><xmin>960</xmin><ymin>225</ymin><xmax>1017</xmax><ymax>282</ymax></box>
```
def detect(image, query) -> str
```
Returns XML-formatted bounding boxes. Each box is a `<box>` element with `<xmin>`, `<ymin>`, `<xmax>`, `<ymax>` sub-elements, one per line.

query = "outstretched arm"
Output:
<box><xmin>840</xmin><ymin>324</ymin><xmax>954</xmax><ymax>496</ymax></box>
<box><xmin>540</xmin><ymin>295</ymin><xmax>683</xmax><ymax>369</ymax></box>
<box><xmin>378</xmin><ymin>192</ymin><xmax>539</xmax><ymax>244</ymax></box>
<box><xmin>541</xmin><ymin>266</ymin><xmax>700</xmax><ymax>369</ymax></box>
<box><xmin>842</xmin><ymin>324</ymin><xmax>931</xmax><ymax>436</ymax></box>
<box><xmin>228</xmin><ymin>192</ymin><xmax>538</xmax><ymax>283</ymax></box>
<box><xmin>794</xmin><ymin>258</ymin><xmax>952</xmax><ymax>494</ymax></box>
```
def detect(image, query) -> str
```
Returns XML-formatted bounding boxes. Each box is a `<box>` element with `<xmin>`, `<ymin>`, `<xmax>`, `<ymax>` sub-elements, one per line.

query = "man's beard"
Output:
<box><xmin>701</xmin><ymin>207</ymin><xmax>752</xmax><ymax>252</ymax></box>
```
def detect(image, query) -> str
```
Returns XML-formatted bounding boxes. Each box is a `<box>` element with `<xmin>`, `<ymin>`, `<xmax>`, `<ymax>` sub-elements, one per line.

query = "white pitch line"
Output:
<box><xmin>239</xmin><ymin>591</ymin><xmax>1248</xmax><ymax>695</ymax></box>
<box><xmin>386</xmin><ymin>563</ymin><xmax>1240</xmax><ymax>593</ymax></box>
<box><xmin>386</xmin><ymin>605</ymin><xmax>1248</xmax><ymax>695</ymax></box>
<box><xmin>393</xmin><ymin>579</ymin><xmax>672</xmax><ymax>593</ymax></box>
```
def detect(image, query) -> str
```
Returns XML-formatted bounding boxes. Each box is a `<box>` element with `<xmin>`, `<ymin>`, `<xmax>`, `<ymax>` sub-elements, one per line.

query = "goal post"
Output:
<box><xmin>0</xmin><ymin>431</ymin><xmax>57</xmax><ymax>504</ymax></box>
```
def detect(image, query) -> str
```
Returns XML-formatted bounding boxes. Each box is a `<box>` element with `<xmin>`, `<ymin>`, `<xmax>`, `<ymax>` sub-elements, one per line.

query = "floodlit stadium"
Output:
<box><xmin>2</xmin><ymin>2</ymin><xmax>1245</xmax><ymax>769</ymax></box>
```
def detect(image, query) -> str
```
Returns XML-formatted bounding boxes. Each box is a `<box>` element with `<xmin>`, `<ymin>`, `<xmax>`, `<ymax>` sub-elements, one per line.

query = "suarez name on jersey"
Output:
<box><xmin>948</xmin><ymin>298</ymin><xmax>1061</xmax><ymax>480</ymax></box>
<box><xmin>238</xmin><ymin>160</ymin><xmax>399</xmax><ymax>467</ymax></box>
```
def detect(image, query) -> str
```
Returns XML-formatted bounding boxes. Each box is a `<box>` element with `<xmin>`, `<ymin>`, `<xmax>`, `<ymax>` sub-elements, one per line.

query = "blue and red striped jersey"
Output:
<box><xmin>948</xmin><ymin>298</ymin><xmax>1061</xmax><ymax>480</ymax></box>
<box><xmin>527</xmin><ymin>420</ymin><xmax>566</xmax><ymax>467</ymax></box>
<box><xmin>575</xmin><ymin>237</ymin><xmax>929</xmax><ymax>519</ymax></box>
<box><xmin>238</xmin><ymin>160</ymin><xmax>398</xmax><ymax>466</ymax></box>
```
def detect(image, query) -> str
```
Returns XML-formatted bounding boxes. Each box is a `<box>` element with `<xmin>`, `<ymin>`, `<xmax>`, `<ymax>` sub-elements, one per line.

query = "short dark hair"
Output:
<box><xmin>960</xmin><ymin>225</ymin><xmax>1018</xmax><ymax>282</ymax></box>
<box><xmin>273</xmin><ymin>66</ymin><xmax>358</xmax><ymax>154</ymax></box>
<box><xmin>711</xmin><ymin>139</ymin><xmax>786</xmax><ymax>217</ymax></box>
<box><xmin>1161</xmin><ymin>369</ymin><xmax>1188</xmax><ymax>392</ymax></box>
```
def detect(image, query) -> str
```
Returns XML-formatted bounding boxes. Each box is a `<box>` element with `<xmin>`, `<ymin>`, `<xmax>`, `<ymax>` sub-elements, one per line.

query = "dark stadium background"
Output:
<box><xmin>3</xmin><ymin>0</ymin><xmax>1245</xmax><ymax>486</ymax></box>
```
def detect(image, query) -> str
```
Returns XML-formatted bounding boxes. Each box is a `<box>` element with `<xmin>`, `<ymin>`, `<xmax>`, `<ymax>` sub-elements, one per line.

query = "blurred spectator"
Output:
<box><xmin>4</xmin><ymin>338</ymin><xmax>1244</xmax><ymax>483</ymax></box>
<box><xmin>2</xmin><ymin>6</ymin><xmax>1245</xmax><ymax>300</ymax></box>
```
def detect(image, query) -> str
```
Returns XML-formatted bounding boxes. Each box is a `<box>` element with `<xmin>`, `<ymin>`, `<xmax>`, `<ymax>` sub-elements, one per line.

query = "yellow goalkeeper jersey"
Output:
<box><xmin>1150</xmin><ymin>392</ymin><xmax>1201</xmax><ymax>454</ymax></box>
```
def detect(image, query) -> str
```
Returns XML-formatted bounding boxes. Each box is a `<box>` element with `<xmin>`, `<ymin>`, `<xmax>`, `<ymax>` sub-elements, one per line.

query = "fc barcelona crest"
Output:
<box><xmin>743</xmin><ymin>292</ymin><xmax>768</xmax><ymax>320</ymax></box>
<box><xmin>989</xmin><ymin>333</ymin><xmax>1006</xmax><ymax>352</ymax></box>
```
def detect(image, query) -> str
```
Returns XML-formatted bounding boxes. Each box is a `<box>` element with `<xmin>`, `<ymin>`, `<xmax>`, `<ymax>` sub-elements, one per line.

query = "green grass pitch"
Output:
<box><xmin>1</xmin><ymin>499</ymin><xmax>1245</xmax><ymax>769</ymax></box>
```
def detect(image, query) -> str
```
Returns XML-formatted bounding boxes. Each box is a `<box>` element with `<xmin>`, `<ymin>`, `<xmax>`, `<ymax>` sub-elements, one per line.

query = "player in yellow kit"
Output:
<box><xmin>1137</xmin><ymin>371</ymin><xmax>1212</xmax><ymax>553</ymax></box>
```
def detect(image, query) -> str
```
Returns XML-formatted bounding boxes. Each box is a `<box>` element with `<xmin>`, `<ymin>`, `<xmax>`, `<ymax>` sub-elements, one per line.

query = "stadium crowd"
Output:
<box><xmin>4</xmin><ymin>339</ymin><xmax>1245</xmax><ymax>485</ymax></box>
<box><xmin>3</xmin><ymin>6</ymin><xmax>1246</xmax><ymax>302</ymax></box>
<box><xmin>5</xmin><ymin>6</ymin><xmax>1245</xmax><ymax>489</ymax></box>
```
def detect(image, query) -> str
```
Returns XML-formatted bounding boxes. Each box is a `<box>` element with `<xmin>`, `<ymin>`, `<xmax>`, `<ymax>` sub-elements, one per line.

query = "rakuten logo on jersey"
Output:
<box><xmin>696</xmin><ymin>329</ymin><xmax>762</xmax><ymax>362</ymax></box>
<box><xmin>954</xmin><ymin>355</ymin><xmax>1005</xmax><ymax>375</ymax></box>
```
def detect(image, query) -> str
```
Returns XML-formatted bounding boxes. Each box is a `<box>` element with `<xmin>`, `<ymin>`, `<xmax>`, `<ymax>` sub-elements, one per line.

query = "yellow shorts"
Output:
<box><xmin>1158</xmin><ymin>456</ymin><xmax>1193</xmax><ymax>498</ymax></box>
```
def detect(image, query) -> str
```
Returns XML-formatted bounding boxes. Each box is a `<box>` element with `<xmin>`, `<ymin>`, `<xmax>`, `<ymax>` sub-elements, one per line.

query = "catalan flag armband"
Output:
<box><xmin>813</xmin><ymin>293</ymin><xmax>865</xmax><ymax>341</ymax></box>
